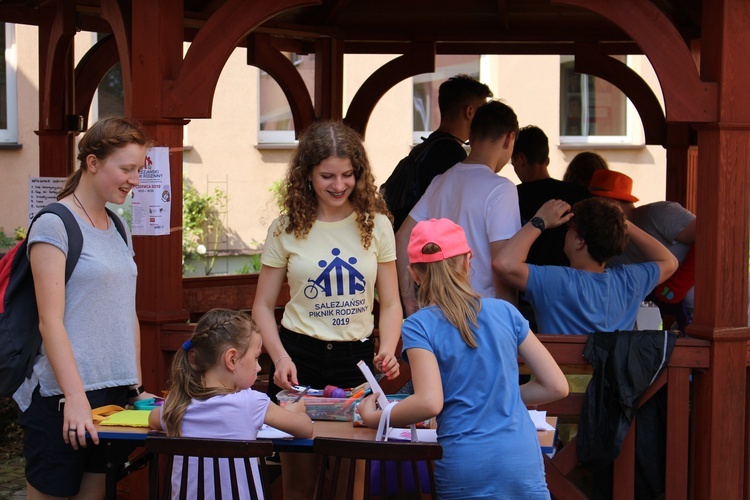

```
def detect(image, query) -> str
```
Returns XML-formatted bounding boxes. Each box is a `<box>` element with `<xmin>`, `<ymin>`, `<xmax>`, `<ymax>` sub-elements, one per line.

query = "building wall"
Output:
<box><xmin>1</xmin><ymin>27</ymin><xmax>669</xmax><ymax>269</ymax></box>
<box><xmin>1</xmin><ymin>24</ymin><xmax>39</xmax><ymax>238</ymax></box>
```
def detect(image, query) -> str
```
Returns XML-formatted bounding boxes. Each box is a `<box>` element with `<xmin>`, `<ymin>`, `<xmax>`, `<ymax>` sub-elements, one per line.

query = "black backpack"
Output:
<box><xmin>0</xmin><ymin>203</ymin><xmax>127</xmax><ymax>397</ymax></box>
<box><xmin>380</xmin><ymin>134</ymin><xmax>460</xmax><ymax>232</ymax></box>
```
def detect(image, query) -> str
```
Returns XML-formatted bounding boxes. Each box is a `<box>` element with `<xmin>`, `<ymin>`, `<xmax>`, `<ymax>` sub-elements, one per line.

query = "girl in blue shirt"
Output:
<box><xmin>359</xmin><ymin>218</ymin><xmax>569</xmax><ymax>499</ymax></box>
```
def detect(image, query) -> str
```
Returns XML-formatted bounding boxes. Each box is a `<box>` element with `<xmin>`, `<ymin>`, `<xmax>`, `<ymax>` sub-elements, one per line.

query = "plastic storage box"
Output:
<box><xmin>276</xmin><ymin>390</ymin><xmax>355</xmax><ymax>422</ymax></box>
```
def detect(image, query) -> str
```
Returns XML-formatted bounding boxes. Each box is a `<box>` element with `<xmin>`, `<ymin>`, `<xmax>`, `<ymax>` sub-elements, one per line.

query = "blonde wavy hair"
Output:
<box><xmin>162</xmin><ymin>309</ymin><xmax>257</xmax><ymax>437</ymax></box>
<box><xmin>411</xmin><ymin>243</ymin><xmax>482</xmax><ymax>348</ymax></box>
<box><xmin>279</xmin><ymin>121</ymin><xmax>391</xmax><ymax>249</ymax></box>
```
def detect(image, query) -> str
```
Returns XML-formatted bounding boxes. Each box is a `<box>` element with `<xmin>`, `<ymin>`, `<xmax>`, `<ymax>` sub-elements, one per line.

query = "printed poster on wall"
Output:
<box><xmin>131</xmin><ymin>146</ymin><xmax>171</xmax><ymax>236</ymax></box>
<box><xmin>28</xmin><ymin>177</ymin><xmax>66</xmax><ymax>223</ymax></box>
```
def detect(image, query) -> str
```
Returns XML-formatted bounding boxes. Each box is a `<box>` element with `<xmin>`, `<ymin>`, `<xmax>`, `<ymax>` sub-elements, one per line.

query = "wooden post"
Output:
<box><xmin>664</xmin><ymin>122</ymin><xmax>691</xmax><ymax>207</ymax></box>
<box><xmin>687</xmin><ymin>1</ymin><xmax>750</xmax><ymax>498</ymax></box>
<box><xmin>36</xmin><ymin>0</ymin><xmax>76</xmax><ymax>178</ymax></box>
<box><xmin>128</xmin><ymin>0</ymin><xmax>190</xmax><ymax>396</ymax></box>
<box><xmin>315</xmin><ymin>37</ymin><xmax>344</xmax><ymax>121</ymax></box>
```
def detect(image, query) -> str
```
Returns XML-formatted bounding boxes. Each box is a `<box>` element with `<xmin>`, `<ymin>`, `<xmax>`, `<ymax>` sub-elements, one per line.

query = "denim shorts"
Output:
<box><xmin>18</xmin><ymin>385</ymin><xmax>134</xmax><ymax>497</ymax></box>
<box><xmin>267</xmin><ymin>326</ymin><xmax>374</xmax><ymax>402</ymax></box>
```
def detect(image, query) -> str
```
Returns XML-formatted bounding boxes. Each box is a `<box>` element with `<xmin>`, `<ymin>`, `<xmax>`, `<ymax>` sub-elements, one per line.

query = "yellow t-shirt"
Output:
<box><xmin>261</xmin><ymin>212</ymin><xmax>396</xmax><ymax>341</ymax></box>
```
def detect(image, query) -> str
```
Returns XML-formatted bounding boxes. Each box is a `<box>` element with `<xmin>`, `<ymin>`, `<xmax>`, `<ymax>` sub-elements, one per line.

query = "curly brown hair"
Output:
<box><xmin>569</xmin><ymin>197</ymin><xmax>628</xmax><ymax>264</ymax></box>
<box><xmin>280</xmin><ymin>121</ymin><xmax>391</xmax><ymax>249</ymax></box>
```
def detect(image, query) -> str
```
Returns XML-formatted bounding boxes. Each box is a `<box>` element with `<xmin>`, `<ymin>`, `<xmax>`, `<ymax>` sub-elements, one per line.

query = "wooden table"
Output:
<box><xmin>96</xmin><ymin>417</ymin><xmax>557</xmax><ymax>498</ymax></box>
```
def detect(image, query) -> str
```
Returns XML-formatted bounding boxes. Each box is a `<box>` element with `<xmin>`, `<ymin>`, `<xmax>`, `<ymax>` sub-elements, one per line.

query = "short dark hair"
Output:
<box><xmin>512</xmin><ymin>125</ymin><xmax>549</xmax><ymax>165</ymax></box>
<box><xmin>563</xmin><ymin>151</ymin><xmax>609</xmax><ymax>188</ymax></box>
<box><xmin>438</xmin><ymin>74</ymin><xmax>493</xmax><ymax>118</ymax></box>
<box><xmin>469</xmin><ymin>100</ymin><xmax>519</xmax><ymax>143</ymax></box>
<box><xmin>569</xmin><ymin>197</ymin><xmax>628</xmax><ymax>265</ymax></box>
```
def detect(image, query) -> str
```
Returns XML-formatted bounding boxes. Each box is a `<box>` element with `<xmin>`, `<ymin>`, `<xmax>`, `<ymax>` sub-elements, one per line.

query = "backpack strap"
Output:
<box><xmin>409</xmin><ymin>133</ymin><xmax>465</xmax><ymax>197</ymax></box>
<box><xmin>29</xmin><ymin>205</ymin><xmax>128</xmax><ymax>282</ymax></box>
<box><xmin>105</xmin><ymin>207</ymin><xmax>128</xmax><ymax>245</ymax></box>
<box><xmin>409</xmin><ymin>132</ymin><xmax>463</xmax><ymax>162</ymax></box>
<box><xmin>30</xmin><ymin>203</ymin><xmax>84</xmax><ymax>283</ymax></box>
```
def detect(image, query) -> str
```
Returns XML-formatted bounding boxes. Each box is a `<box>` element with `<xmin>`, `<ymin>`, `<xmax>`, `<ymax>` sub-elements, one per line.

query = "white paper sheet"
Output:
<box><xmin>528</xmin><ymin>410</ymin><xmax>555</xmax><ymax>431</ymax></box>
<box><xmin>386</xmin><ymin>428</ymin><xmax>438</xmax><ymax>443</ymax></box>
<box><xmin>257</xmin><ymin>424</ymin><xmax>294</xmax><ymax>439</ymax></box>
<box><xmin>357</xmin><ymin>360</ymin><xmax>389</xmax><ymax>410</ymax></box>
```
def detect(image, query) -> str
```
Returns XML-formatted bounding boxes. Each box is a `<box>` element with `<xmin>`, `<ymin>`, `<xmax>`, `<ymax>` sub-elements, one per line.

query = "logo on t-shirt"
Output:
<box><xmin>304</xmin><ymin>248</ymin><xmax>365</xmax><ymax>299</ymax></box>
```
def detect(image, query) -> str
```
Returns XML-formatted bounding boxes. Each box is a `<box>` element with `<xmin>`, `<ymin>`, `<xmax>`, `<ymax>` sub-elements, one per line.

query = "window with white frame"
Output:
<box><xmin>0</xmin><ymin>23</ymin><xmax>18</xmax><ymax>144</ymax></box>
<box><xmin>559</xmin><ymin>55</ymin><xmax>641</xmax><ymax>146</ymax></box>
<box><xmin>412</xmin><ymin>55</ymin><xmax>483</xmax><ymax>143</ymax></box>
<box><xmin>258</xmin><ymin>52</ymin><xmax>315</xmax><ymax>144</ymax></box>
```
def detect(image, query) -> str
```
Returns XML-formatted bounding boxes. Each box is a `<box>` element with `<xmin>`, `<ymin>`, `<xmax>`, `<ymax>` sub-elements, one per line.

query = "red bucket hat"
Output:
<box><xmin>589</xmin><ymin>169</ymin><xmax>639</xmax><ymax>203</ymax></box>
<box><xmin>408</xmin><ymin>219</ymin><xmax>472</xmax><ymax>264</ymax></box>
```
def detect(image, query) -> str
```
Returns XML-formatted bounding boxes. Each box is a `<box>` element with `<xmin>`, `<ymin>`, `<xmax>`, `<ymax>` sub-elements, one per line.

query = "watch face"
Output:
<box><xmin>531</xmin><ymin>217</ymin><xmax>545</xmax><ymax>231</ymax></box>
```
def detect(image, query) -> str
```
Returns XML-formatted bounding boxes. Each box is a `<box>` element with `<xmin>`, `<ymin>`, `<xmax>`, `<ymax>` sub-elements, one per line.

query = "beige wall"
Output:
<box><xmin>1</xmin><ymin>24</ymin><xmax>39</xmax><ymax>237</ymax></box>
<box><xmin>2</xmin><ymin>28</ymin><xmax>670</xmax><ymax>267</ymax></box>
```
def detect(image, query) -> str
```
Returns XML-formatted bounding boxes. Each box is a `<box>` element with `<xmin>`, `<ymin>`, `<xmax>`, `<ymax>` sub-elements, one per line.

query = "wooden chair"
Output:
<box><xmin>313</xmin><ymin>437</ymin><xmax>442</xmax><ymax>499</ymax></box>
<box><xmin>145</xmin><ymin>434</ymin><xmax>274</xmax><ymax>500</ymax></box>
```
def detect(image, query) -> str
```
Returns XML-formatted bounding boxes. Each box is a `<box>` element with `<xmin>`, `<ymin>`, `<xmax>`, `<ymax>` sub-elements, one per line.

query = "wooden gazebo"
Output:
<box><xmin>1</xmin><ymin>0</ymin><xmax>748</xmax><ymax>497</ymax></box>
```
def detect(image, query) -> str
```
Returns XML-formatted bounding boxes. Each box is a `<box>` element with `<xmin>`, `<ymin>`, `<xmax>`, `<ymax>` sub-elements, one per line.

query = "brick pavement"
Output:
<box><xmin>0</xmin><ymin>457</ymin><xmax>25</xmax><ymax>500</ymax></box>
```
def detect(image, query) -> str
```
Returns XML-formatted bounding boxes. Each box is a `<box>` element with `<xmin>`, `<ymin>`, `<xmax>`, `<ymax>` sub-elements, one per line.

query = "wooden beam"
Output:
<box><xmin>37</xmin><ymin>0</ymin><xmax>76</xmax><ymax>179</ymax></box>
<box><xmin>246</xmin><ymin>33</ymin><xmax>316</xmax><ymax>139</ymax></box>
<box><xmin>315</xmin><ymin>37</ymin><xmax>344</xmax><ymax>121</ymax></box>
<box><xmin>162</xmin><ymin>0</ymin><xmax>320</xmax><ymax>119</ymax></box>
<box><xmin>664</xmin><ymin>122</ymin><xmax>691</xmax><ymax>206</ymax></box>
<box><xmin>344</xmin><ymin>42</ymin><xmax>435</xmax><ymax>138</ymax></box>
<box><xmin>38</xmin><ymin>0</ymin><xmax>75</xmax><ymax>132</ymax></box>
<box><xmin>340</xmin><ymin>40</ymin><xmax>642</xmax><ymax>56</ymax></box>
<box><xmin>552</xmin><ymin>0</ymin><xmax>717</xmax><ymax>123</ymax></box>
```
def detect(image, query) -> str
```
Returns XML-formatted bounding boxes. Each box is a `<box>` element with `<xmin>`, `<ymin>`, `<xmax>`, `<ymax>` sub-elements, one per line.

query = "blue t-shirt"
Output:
<box><xmin>402</xmin><ymin>299</ymin><xmax>549</xmax><ymax>499</ymax></box>
<box><xmin>525</xmin><ymin>262</ymin><xmax>661</xmax><ymax>334</ymax></box>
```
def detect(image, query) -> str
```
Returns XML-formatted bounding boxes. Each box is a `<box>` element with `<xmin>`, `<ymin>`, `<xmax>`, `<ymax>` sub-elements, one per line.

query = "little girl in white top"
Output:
<box><xmin>149</xmin><ymin>308</ymin><xmax>312</xmax><ymax>498</ymax></box>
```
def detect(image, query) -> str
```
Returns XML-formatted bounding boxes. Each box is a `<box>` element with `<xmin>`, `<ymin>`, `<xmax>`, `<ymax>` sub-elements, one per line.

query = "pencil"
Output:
<box><xmin>293</xmin><ymin>386</ymin><xmax>310</xmax><ymax>402</ymax></box>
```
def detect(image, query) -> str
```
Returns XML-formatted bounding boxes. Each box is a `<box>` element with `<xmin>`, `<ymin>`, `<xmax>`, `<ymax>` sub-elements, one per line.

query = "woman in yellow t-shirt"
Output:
<box><xmin>252</xmin><ymin>120</ymin><xmax>402</xmax><ymax>497</ymax></box>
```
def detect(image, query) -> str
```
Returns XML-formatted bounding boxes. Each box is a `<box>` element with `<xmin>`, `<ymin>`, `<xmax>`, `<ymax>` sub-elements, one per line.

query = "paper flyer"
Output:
<box><xmin>28</xmin><ymin>177</ymin><xmax>66</xmax><ymax>223</ymax></box>
<box><xmin>131</xmin><ymin>146</ymin><xmax>171</xmax><ymax>236</ymax></box>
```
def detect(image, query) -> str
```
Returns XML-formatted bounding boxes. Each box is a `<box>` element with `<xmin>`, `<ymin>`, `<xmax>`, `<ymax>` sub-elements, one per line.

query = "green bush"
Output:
<box><xmin>182</xmin><ymin>181</ymin><xmax>228</xmax><ymax>275</ymax></box>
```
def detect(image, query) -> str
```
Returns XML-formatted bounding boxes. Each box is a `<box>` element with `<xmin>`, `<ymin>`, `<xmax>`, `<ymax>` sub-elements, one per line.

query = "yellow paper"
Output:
<box><xmin>99</xmin><ymin>409</ymin><xmax>151</xmax><ymax>427</ymax></box>
<box><xmin>91</xmin><ymin>405</ymin><xmax>125</xmax><ymax>422</ymax></box>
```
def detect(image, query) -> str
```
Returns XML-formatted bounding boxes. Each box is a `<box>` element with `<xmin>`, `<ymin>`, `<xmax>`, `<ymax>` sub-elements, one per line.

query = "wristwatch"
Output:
<box><xmin>530</xmin><ymin>216</ymin><xmax>545</xmax><ymax>232</ymax></box>
<box><xmin>127</xmin><ymin>385</ymin><xmax>145</xmax><ymax>399</ymax></box>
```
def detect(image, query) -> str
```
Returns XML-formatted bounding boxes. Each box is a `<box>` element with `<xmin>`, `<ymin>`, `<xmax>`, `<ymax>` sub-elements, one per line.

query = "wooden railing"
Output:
<box><xmin>165</xmin><ymin>276</ymin><xmax>714</xmax><ymax>498</ymax></box>
<box><xmin>535</xmin><ymin>334</ymin><xmax>711</xmax><ymax>499</ymax></box>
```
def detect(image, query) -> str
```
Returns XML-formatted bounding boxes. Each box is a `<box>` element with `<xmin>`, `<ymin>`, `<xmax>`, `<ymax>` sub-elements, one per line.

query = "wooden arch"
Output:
<box><xmin>344</xmin><ymin>42</ymin><xmax>436</xmax><ymax>138</ymax></box>
<box><xmin>553</xmin><ymin>0</ymin><xmax>717</xmax><ymax>123</ymax></box>
<box><xmin>573</xmin><ymin>43</ymin><xmax>666</xmax><ymax>145</ymax></box>
<box><xmin>162</xmin><ymin>0</ymin><xmax>320</xmax><ymax>119</ymax></box>
<box><xmin>246</xmin><ymin>33</ymin><xmax>316</xmax><ymax>139</ymax></box>
<box><xmin>99</xmin><ymin>0</ymin><xmax>132</xmax><ymax>114</ymax></box>
<box><xmin>74</xmin><ymin>35</ymin><xmax>119</xmax><ymax>127</ymax></box>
